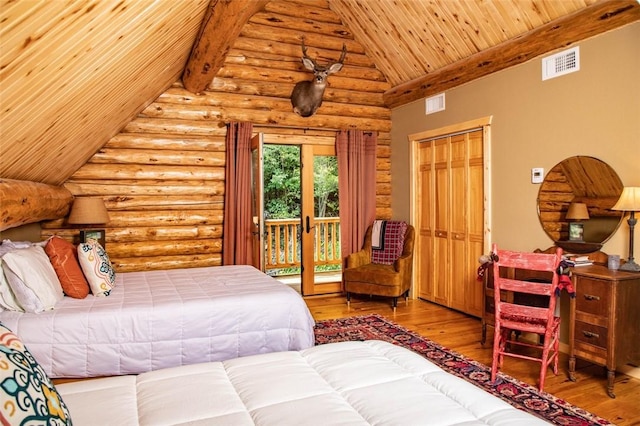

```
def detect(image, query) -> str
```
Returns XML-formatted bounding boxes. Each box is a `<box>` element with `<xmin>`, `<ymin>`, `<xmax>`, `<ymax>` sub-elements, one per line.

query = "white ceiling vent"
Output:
<box><xmin>542</xmin><ymin>46</ymin><xmax>580</xmax><ymax>81</ymax></box>
<box><xmin>425</xmin><ymin>93</ymin><xmax>445</xmax><ymax>115</ymax></box>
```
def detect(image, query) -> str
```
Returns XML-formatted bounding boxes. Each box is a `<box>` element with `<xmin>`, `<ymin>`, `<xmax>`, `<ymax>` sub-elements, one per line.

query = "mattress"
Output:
<box><xmin>57</xmin><ymin>340</ymin><xmax>550</xmax><ymax>425</ymax></box>
<box><xmin>0</xmin><ymin>265</ymin><xmax>315</xmax><ymax>378</ymax></box>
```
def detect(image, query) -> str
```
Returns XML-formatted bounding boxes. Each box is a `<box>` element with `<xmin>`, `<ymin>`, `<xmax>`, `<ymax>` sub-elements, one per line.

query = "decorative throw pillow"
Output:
<box><xmin>1</xmin><ymin>245</ymin><xmax>65</xmax><ymax>313</ymax></box>
<box><xmin>0</xmin><ymin>323</ymin><xmax>72</xmax><ymax>425</ymax></box>
<box><xmin>371</xmin><ymin>221</ymin><xmax>408</xmax><ymax>265</ymax></box>
<box><xmin>45</xmin><ymin>236</ymin><xmax>90</xmax><ymax>299</ymax></box>
<box><xmin>77</xmin><ymin>239</ymin><xmax>116</xmax><ymax>297</ymax></box>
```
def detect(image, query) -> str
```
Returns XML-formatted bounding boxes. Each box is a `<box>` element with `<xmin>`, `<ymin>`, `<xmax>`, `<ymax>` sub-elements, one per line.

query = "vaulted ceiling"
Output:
<box><xmin>1</xmin><ymin>0</ymin><xmax>638</xmax><ymax>186</ymax></box>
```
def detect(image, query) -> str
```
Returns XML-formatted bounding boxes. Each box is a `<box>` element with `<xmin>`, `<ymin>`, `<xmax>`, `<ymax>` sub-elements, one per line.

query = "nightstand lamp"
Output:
<box><xmin>68</xmin><ymin>196</ymin><xmax>110</xmax><ymax>246</ymax></box>
<box><xmin>566</xmin><ymin>202</ymin><xmax>589</xmax><ymax>242</ymax></box>
<box><xmin>612</xmin><ymin>187</ymin><xmax>640</xmax><ymax>272</ymax></box>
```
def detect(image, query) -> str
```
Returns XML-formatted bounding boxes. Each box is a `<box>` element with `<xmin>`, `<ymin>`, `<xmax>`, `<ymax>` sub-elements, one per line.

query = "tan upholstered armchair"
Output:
<box><xmin>344</xmin><ymin>224</ymin><xmax>415</xmax><ymax>310</ymax></box>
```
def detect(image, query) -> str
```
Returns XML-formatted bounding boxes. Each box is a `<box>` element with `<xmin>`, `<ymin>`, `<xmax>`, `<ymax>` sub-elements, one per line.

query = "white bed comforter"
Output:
<box><xmin>0</xmin><ymin>265</ymin><xmax>315</xmax><ymax>378</ymax></box>
<box><xmin>58</xmin><ymin>340</ymin><xmax>549</xmax><ymax>425</ymax></box>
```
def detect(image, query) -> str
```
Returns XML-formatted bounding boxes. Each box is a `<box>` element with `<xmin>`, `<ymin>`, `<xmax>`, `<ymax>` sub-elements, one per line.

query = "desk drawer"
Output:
<box><xmin>575</xmin><ymin>278</ymin><xmax>610</xmax><ymax>317</ymax></box>
<box><xmin>574</xmin><ymin>320</ymin><xmax>608</xmax><ymax>350</ymax></box>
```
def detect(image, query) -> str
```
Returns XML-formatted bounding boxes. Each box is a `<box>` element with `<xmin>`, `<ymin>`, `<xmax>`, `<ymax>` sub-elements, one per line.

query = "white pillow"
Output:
<box><xmin>1</xmin><ymin>245</ymin><xmax>64</xmax><ymax>313</ymax></box>
<box><xmin>0</xmin><ymin>240</ymin><xmax>47</xmax><ymax>257</ymax></box>
<box><xmin>0</xmin><ymin>242</ymin><xmax>27</xmax><ymax>311</ymax></box>
<box><xmin>0</xmin><ymin>239</ymin><xmax>33</xmax><ymax>257</ymax></box>
<box><xmin>77</xmin><ymin>240</ymin><xmax>116</xmax><ymax>297</ymax></box>
<box><xmin>0</xmin><ymin>263</ymin><xmax>23</xmax><ymax>311</ymax></box>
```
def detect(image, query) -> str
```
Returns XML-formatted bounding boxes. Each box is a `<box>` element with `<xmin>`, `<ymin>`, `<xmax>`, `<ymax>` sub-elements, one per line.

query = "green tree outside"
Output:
<box><xmin>263</xmin><ymin>145</ymin><xmax>339</xmax><ymax>219</ymax></box>
<box><xmin>263</xmin><ymin>144</ymin><xmax>340</xmax><ymax>275</ymax></box>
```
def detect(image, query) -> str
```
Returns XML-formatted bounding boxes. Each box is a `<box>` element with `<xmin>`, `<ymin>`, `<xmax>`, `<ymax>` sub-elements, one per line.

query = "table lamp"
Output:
<box><xmin>68</xmin><ymin>197</ymin><xmax>110</xmax><ymax>244</ymax></box>
<box><xmin>566</xmin><ymin>202</ymin><xmax>589</xmax><ymax>241</ymax></box>
<box><xmin>611</xmin><ymin>187</ymin><xmax>640</xmax><ymax>272</ymax></box>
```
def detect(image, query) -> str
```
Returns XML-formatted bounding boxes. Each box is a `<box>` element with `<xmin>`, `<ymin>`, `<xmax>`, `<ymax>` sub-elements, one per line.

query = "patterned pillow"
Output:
<box><xmin>0</xmin><ymin>323</ymin><xmax>72</xmax><ymax>425</ymax></box>
<box><xmin>371</xmin><ymin>221</ymin><xmax>408</xmax><ymax>265</ymax></box>
<box><xmin>45</xmin><ymin>236</ymin><xmax>90</xmax><ymax>299</ymax></box>
<box><xmin>77</xmin><ymin>239</ymin><xmax>116</xmax><ymax>297</ymax></box>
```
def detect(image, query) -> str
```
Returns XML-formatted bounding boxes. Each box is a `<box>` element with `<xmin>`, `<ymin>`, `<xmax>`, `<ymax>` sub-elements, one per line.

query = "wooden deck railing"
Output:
<box><xmin>264</xmin><ymin>217</ymin><xmax>341</xmax><ymax>275</ymax></box>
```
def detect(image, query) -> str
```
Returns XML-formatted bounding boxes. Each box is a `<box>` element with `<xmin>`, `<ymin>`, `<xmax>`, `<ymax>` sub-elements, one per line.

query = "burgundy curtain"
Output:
<box><xmin>336</xmin><ymin>130</ymin><xmax>377</xmax><ymax>263</ymax></box>
<box><xmin>223</xmin><ymin>122</ymin><xmax>254</xmax><ymax>266</ymax></box>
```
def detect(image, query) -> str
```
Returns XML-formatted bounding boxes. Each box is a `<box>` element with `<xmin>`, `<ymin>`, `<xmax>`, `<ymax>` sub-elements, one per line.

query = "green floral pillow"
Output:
<box><xmin>0</xmin><ymin>323</ymin><xmax>72</xmax><ymax>425</ymax></box>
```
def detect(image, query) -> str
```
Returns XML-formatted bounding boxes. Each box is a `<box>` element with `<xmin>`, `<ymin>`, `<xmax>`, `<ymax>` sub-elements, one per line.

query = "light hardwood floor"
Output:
<box><xmin>304</xmin><ymin>294</ymin><xmax>640</xmax><ymax>426</ymax></box>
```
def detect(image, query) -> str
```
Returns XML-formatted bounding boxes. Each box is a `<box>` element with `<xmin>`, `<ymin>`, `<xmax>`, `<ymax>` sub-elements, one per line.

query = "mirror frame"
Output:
<box><xmin>537</xmin><ymin>156</ymin><xmax>624</xmax><ymax>254</ymax></box>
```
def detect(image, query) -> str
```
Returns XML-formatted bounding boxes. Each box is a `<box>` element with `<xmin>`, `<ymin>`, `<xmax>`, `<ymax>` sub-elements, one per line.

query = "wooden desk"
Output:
<box><xmin>569</xmin><ymin>265</ymin><xmax>640</xmax><ymax>398</ymax></box>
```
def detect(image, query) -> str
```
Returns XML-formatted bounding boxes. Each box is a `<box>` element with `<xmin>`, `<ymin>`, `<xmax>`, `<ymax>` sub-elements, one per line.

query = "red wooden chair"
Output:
<box><xmin>490</xmin><ymin>243</ymin><xmax>563</xmax><ymax>392</ymax></box>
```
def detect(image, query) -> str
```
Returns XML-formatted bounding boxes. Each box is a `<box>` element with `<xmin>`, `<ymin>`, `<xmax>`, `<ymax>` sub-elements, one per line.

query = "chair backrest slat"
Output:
<box><xmin>491</xmin><ymin>243</ymin><xmax>563</xmax><ymax>323</ymax></box>
<box><xmin>495</xmin><ymin>249</ymin><xmax>559</xmax><ymax>272</ymax></box>
<box><xmin>497</xmin><ymin>278</ymin><xmax>554</xmax><ymax>296</ymax></box>
<box><xmin>501</xmin><ymin>303</ymin><xmax>548</xmax><ymax>320</ymax></box>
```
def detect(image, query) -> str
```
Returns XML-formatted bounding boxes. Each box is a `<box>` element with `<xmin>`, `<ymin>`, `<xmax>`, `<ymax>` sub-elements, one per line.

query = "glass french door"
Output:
<box><xmin>300</xmin><ymin>144</ymin><xmax>341</xmax><ymax>296</ymax></box>
<box><xmin>251</xmin><ymin>134</ymin><xmax>264</xmax><ymax>271</ymax></box>
<box><xmin>253</xmin><ymin>135</ymin><xmax>341</xmax><ymax>296</ymax></box>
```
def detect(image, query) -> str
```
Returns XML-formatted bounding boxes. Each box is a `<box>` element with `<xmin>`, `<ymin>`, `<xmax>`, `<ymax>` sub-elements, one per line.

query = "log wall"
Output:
<box><xmin>41</xmin><ymin>0</ymin><xmax>392</xmax><ymax>273</ymax></box>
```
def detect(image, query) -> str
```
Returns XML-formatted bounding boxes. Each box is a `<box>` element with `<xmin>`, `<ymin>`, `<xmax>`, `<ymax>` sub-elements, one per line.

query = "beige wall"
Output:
<box><xmin>391</xmin><ymin>22</ymin><xmax>639</xmax><ymax>259</ymax></box>
<box><xmin>0</xmin><ymin>223</ymin><xmax>41</xmax><ymax>242</ymax></box>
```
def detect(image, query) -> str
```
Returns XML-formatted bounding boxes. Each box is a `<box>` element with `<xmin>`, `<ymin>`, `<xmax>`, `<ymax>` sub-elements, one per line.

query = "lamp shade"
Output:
<box><xmin>611</xmin><ymin>187</ymin><xmax>640</xmax><ymax>212</ymax></box>
<box><xmin>68</xmin><ymin>197</ymin><xmax>110</xmax><ymax>224</ymax></box>
<box><xmin>566</xmin><ymin>202</ymin><xmax>590</xmax><ymax>220</ymax></box>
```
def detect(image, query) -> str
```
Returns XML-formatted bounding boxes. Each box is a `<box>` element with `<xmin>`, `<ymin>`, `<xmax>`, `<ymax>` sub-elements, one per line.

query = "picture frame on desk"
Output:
<box><xmin>568</xmin><ymin>222</ymin><xmax>584</xmax><ymax>241</ymax></box>
<box><xmin>80</xmin><ymin>229</ymin><xmax>106</xmax><ymax>248</ymax></box>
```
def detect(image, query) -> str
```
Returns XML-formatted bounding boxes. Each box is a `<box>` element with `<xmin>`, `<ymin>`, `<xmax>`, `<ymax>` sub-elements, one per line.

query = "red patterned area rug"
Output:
<box><xmin>314</xmin><ymin>314</ymin><xmax>613</xmax><ymax>426</ymax></box>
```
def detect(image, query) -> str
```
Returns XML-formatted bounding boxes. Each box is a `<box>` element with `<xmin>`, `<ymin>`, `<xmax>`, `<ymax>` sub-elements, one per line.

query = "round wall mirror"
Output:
<box><xmin>537</xmin><ymin>156</ymin><xmax>624</xmax><ymax>253</ymax></box>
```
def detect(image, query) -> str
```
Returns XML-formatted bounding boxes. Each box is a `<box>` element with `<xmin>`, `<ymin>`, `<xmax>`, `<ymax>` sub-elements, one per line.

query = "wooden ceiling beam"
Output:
<box><xmin>383</xmin><ymin>0</ymin><xmax>640</xmax><ymax>109</ymax></box>
<box><xmin>182</xmin><ymin>0</ymin><xmax>268</xmax><ymax>94</ymax></box>
<box><xmin>1</xmin><ymin>179</ymin><xmax>73</xmax><ymax>231</ymax></box>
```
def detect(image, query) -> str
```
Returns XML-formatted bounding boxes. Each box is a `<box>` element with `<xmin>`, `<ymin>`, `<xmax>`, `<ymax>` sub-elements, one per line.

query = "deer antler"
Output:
<box><xmin>300</xmin><ymin>38</ymin><xmax>318</xmax><ymax>69</ymax></box>
<box><xmin>337</xmin><ymin>44</ymin><xmax>347</xmax><ymax>65</ymax></box>
<box><xmin>300</xmin><ymin>38</ymin><xmax>346</xmax><ymax>68</ymax></box>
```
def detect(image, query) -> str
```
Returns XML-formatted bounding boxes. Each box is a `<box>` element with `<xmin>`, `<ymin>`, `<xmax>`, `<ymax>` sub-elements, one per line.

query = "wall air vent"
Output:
<box><xmin>542</xmin><ymin>47</ymin><xmax>580</xmax><ymax>81</ymax></box>
<box><xmin>425</xmin><ymin>93</ymin><xmax>445</xmax><ymax>115</ymax></box>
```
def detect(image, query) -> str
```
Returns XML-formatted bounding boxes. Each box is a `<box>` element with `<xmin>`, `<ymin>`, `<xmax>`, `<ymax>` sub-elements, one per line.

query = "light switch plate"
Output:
<box><xmin>531</xmin><ymin>167</ymin><xmax>544</xmax><ymax>184</ymax></box>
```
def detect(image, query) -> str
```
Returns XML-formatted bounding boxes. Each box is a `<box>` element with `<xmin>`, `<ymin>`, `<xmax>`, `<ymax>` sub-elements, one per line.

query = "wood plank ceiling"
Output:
<box><xmin>335</xmin><ymin>0</ymin><xmax>603</xmax><ymax>86</ymax></box>
<box><xmin>332</xmin><ymin>0</ymin><xmax>639</xmax><ymax>107</ymax></box>
<box><xmin>0</xmin><ymin>0</ymin><xmax>210</xmax><ymax>184</ymax></box>
<box><xmin>1</xmin><ymin>0</ymin><xmax>638</xmax><ymax>186</ymax></box>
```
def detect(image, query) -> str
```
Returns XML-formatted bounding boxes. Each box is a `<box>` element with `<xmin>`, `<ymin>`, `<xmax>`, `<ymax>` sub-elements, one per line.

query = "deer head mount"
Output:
<box><xmin>290</xmin><ymin>40</ymin><xmax>347</xmax><ymax>118</ymax></box>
